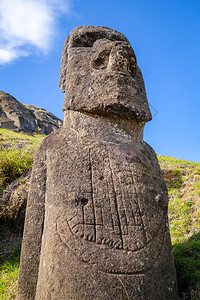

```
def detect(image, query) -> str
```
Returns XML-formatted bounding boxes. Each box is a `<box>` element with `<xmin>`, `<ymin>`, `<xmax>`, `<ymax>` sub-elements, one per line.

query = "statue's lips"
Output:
<box><xmin>57</xmin><ymin>217</ymin><xmax>166</xmax><ymax>274</ymax></box>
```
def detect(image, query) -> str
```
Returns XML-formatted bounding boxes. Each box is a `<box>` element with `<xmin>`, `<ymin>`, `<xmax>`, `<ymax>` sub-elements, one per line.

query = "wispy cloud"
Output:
<box><xmin>0</xmin><ymin>0</ymin><xmax>71</xmax><ymax>64</ymax></box>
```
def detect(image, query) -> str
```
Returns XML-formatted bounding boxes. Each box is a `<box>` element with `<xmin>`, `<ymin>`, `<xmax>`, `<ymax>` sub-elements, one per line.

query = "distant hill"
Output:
<box><xmin>0</xmin><ymin>91</ymin><xmax>63</xmax><ymax>135</ymax></box>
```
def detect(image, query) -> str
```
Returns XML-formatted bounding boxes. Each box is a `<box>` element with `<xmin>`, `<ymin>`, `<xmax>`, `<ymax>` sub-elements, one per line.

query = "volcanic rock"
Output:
<box><xmin>0</xmin><ymin>91</ymin><xmax>62</xmax><ymax>135</ymax></box>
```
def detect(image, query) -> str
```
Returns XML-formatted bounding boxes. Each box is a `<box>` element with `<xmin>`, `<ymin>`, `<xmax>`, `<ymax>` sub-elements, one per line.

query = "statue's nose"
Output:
<box><xmin>107</xmin><ymin>43</ymin><xmax>137</xmax><ymax>75</ymax></box>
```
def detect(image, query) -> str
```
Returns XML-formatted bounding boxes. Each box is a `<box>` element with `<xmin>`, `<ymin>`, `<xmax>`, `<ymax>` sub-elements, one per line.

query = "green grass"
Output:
<box><xmin>0</xmin><ymin>145</ymin><xmax>35</xmax><ymax>192</ymax></box>
<box><xmin>0</xmin><ymin>246</ymin><xmax>21</xmax><ymax>299</ymax></box>
<box><xmin>21</xmin><ymin>103</ymin><xmax>29</xmax><ymax>109</ymax></box>
<box><xmin>0</xmin><ymin>128</ymin><xmax>45</xmax><ymax>145</ymax></box>
<box><xmin>173</xmin><ymin>234</ymin><xmax>200</xmax><ymax>300</ymax></box>
<box><xmin>0</xmin><ymin>128</ymin><xmax>45</xmax><ymax>194</ymax></box>
<box><xmin>0</xmin><ymin>129</ymin><xmax>45</xmax><ymax>298</ymax></box>
<box><xmin>118</xmin><ymin>276</ymin><xmax>131</xmax><ymax>300</ymax></box>
<box><xmin>158</xmin><ymin>155</ymin><xmax>200</xmax><ymax>299</ymax></box>
<box><xmin>194</xmin><ymin>182</ymin><xmax>200</xmax><ymax>196</ymax></box>
<box><xmin>158</xmin><ymin>155</ymin><xmax>200</xmax><ymax>167</ymax></box>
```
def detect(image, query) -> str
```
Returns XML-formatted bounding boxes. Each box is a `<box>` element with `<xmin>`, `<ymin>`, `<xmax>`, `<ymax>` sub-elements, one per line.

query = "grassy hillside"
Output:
<box><xmin>0</xmin><ymin>129</ymin><xmax>45</xmax><ymax>299</ymax></box>
<box><xmin>0</xmin><ymin>129</ymin><xmax>199</xmax><ymax>299</ymax></box>
<box><xmin>158</xmin><ymin>156</ymin><xmax>200</xmax><ymax>299</ymax></box>
<box><xmin>0</xmin><ymin>129</ymin><xmax>45</xmax><ymax>193</ymax></box>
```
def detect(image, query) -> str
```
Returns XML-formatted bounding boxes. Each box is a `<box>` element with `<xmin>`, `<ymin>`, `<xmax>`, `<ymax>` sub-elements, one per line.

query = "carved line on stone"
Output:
<box><xmin>110</xmin><ymin>154</ymin><xmax>129</xmax><ymax>237</ymax></box>
<box><xmin>89</xmin><ymin>148</ymin><xmax>110</xmax><ymax>245</ymax></box>
<box><xmin>107</xmin><ymin>151</ymin><xmax>124</xmax><ymax>249</ymax></box>
<box><xmin>82</xmin><ymin>199</ymin><xmax>85</xmax><ymax>239</ymax></box>
<box><xmin>128</xmin><ymin>162</ymin><xmax>147</xmax><ymax>244</ymax></box>
<box><xmin>107</xmin><ymin>149</ymin><xmax>148</xmax><ymax>249</ymax></box>
<box><xmin>103</xmin><ymin>151</ymin><xmax>122</xmax><ymax>248</ymax></box>
<box><xmin>112</xmin><ymin>155</ymin><xmax>140</xmax><ymax>236</ymax></box>
<box><xmin>57</xmin><ymin>212</ymin><xmax>166</xmax><ymax>250</ymax></box>
<box><xmin>104</xmin><ymin>159</ymin><xmax>115</xmax><ymax>232</ymax></box>
<box><xmin>65</xmin><ymin>146</ymin><xmax>163</xmax><ymax>251</ymax></box>
<box><xmin>56</xmin><ymin>214</ymin><xmax>167</xmax><ymax>274</ymax></box>
<box><xmin>55</xmin><ymin>144</ymin><xmax>167</xmax><ymax>273</ymax></box>
<box><xmin>66</xmin><ymin>193</ymin><xmax>165</xmax><ymax>252</ymax></box>
<box><xmin>88</xmin><ymin>148</ymin><xmax>97</xmax><ymax>242</ymax></box>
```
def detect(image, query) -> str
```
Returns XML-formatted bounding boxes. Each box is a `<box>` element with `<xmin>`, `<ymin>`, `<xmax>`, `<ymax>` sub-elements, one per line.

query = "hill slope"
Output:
<box><xmin>0</xmin><ymin>91</ymin><xmax>63</xmax><ymax>135</ymax></box>
<box><xmin>158</xmin><ymin>156</ymin><xmax>200</xmax><ymax>299</ymax></box>
<box><xmin>0</xmin><ymin>130</ymin><xmax>199</xmax><ymax>299</ymax></box>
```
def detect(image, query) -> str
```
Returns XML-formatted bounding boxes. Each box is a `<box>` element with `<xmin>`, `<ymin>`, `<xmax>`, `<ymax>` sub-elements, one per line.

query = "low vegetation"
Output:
<box><xmin>158</xmin><ymin>155</ymin><xmax>200</xmax><ymax>299</ymax></box>
<box><xmin>0</xmin><ymin>130</ymin><xmax>199</xmax><ymax>299</ymax></box>
<box><xmin>0</xmin><ymin>129</ymin><xmax>45</xmax><ymax>194</ymax></box>
<box><xmin>0</xmin><ymin>226</ymin><xmax>21</xmax><ymax>300</ymax></box>
<box><xmin>0</xmin><ymin>129</ymin><xmax>45</xmax><ymax>299</ymax></box>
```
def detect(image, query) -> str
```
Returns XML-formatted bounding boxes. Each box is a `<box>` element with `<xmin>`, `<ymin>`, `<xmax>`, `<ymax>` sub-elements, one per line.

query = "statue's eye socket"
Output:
<box><xmin>72</xmin><ymin>37</ymin><xmax>94</xmax><ymax>47</ymax></box>
<box><xmin>72</xmin><ymin>32</ymin><xmax>102</xmax><ymax>48</ymax></box>
<box><xmin>127</xmin><ymin>57</ymin><xmax>137</xmax><ymax>76</ymax></box>
<box><xmin>94</xmin><ymin>56</ymin><xmax>109</xmax><ymax>68</ymax></box>
<box><xmin>93</xmin><ymin>49</ymin><xmax>110</xmax><ymax>69</ymax></box>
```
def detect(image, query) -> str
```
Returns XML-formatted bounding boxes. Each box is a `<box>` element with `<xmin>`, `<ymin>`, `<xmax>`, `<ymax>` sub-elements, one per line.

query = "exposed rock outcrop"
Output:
<box><xmin>0</xmin><ymin>173</ymin><xmax>31</xmax><ymax>235</ymax></box>
<box><xmin>0</xmin><ymin>91</ymin><xmax>63</xmax><ymax>135</ymax></box>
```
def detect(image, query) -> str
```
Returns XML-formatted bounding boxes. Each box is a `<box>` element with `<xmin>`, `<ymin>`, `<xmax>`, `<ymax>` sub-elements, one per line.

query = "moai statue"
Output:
<box><xmin>17</xmin><ymin>26</ymin><xmax>178</xmax><ymax>300</ymax></box>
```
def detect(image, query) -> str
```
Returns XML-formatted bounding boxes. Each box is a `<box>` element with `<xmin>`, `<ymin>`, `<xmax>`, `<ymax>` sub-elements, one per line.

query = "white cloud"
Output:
<box><xmin>0</xmin><ymin>48</ymin><xmax>28</xmax><ymax>64</ymax></box>
<box><xmin>0</xmin><ymin>0</ymin><xmax>71</xmax><ymax>64</ymax></box>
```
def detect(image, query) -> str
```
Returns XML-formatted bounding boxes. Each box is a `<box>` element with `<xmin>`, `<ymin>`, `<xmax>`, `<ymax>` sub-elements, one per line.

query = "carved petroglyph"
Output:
<box><xmin>57</xmin><ymin>147</ymin><xmax>164</xmax><ymax>251</ymax></box>
<box><xmin>55</xmin><ymin>143</ymin><xmax>167</xmax><ymax>274</ymax></box>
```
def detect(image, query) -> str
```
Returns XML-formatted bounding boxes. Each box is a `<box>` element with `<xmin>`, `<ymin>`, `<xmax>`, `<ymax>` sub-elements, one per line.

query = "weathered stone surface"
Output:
<box><xmin>59</xmin><ymin>26</ymin><xmax>152</xmax><ymax>122</ymax></box>
<box><xmin>0</xmin><ymin>91</ymin><xmax>63</xmax><ymax>134</ymax></box>
<box><xmin>17</xmin><ymin>26</ymin><xmax>178</xmax><ymax>299</ymax></box>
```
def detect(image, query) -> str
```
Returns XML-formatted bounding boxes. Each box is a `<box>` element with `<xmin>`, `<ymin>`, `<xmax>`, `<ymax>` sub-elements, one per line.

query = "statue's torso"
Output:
<box><xmin>40</xmin><ymin>128</ymin><xmax>168</xmax><ymax>274</ymax></box>
<box><xmin>27</xmin><ymin>127</ymin><xmax>178</xmax><ymax>300</ymax></box>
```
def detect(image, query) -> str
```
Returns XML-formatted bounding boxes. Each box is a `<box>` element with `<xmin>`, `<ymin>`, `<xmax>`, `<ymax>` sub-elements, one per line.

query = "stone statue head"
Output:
<box><xmin>59</xmin><ymin>26</ymin><xmax>152</xmax><ymax>122</ymax></box>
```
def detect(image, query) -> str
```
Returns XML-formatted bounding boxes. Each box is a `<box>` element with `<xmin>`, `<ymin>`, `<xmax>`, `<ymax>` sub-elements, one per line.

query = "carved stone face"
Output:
<box><xmin>59</xmin><ymin>26</ymin><xmax>152</xmax><ymax>121</ymax></box>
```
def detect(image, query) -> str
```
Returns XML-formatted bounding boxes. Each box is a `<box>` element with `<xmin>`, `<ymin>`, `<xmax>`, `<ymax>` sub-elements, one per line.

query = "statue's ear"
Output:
<box><xmin>59</xmin><ymin>36</ymin><xmax>70</xmax><ymax>93</ymax></box>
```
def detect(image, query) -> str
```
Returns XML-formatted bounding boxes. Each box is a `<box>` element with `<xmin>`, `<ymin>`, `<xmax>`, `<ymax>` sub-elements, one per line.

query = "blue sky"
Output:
<box><xmin>0</xmin><ymin>0</ymin><xmax>200</xmax><ymax>162</ymax></box>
